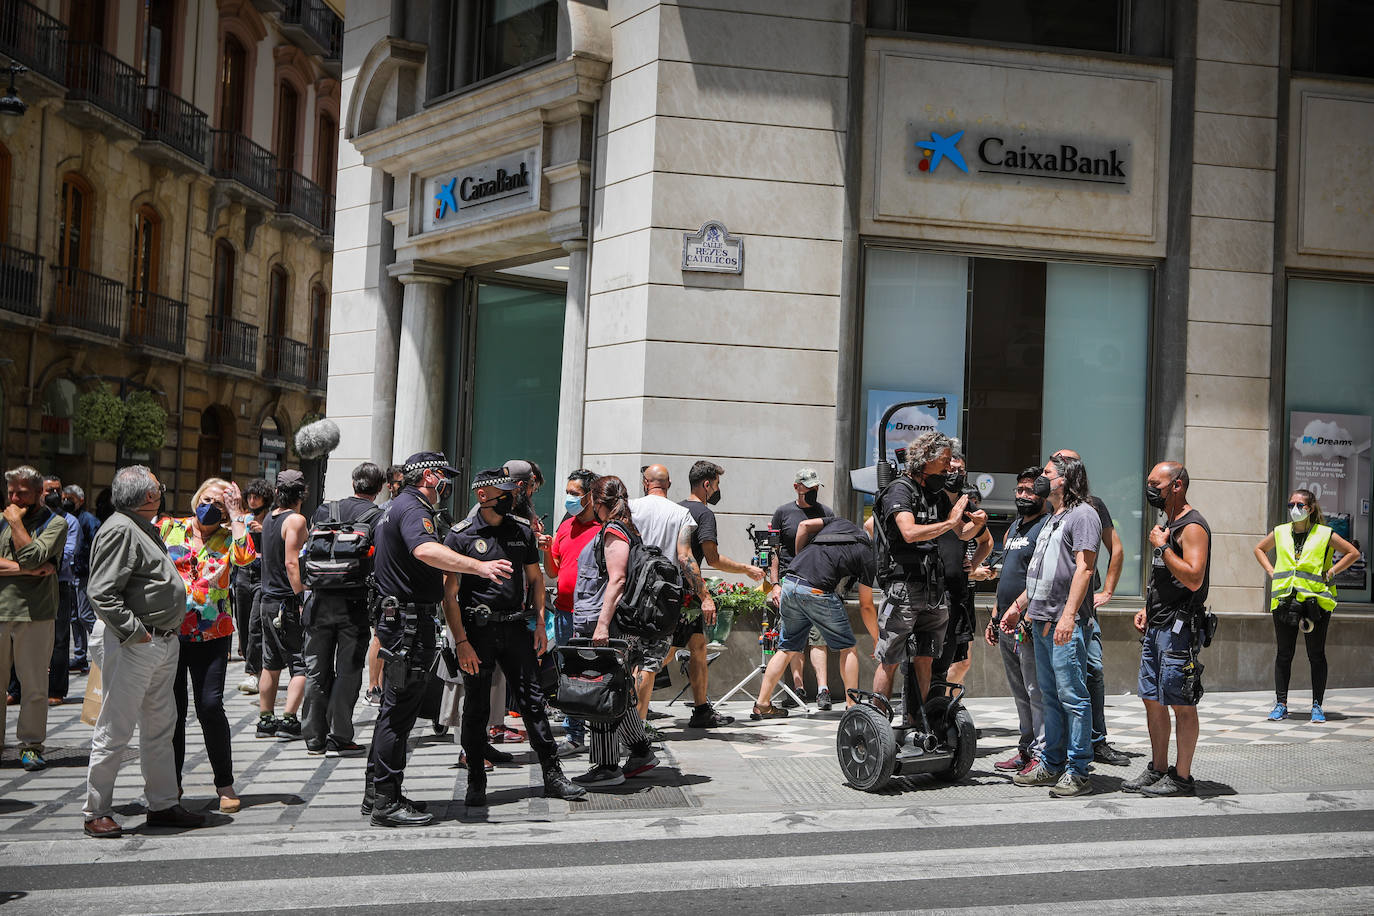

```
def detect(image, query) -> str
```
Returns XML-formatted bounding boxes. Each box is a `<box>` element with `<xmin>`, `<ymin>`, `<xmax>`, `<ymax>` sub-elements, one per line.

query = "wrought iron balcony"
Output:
<box><xmin>207</xmin><ymin>314</ymin><xmax>258</xmax><ymax>372</ymax></box>
<box><xmin>265</xmin><ymin>334</ymin><xmax>309</xmax><ymax>386</ymax></box>
<box><xmin>127</xmin><ymin>289</ymin><xmax>187</xmax><ymax>355</ymax></box>
<box><xmin>0</xmin><ymin>243</ymin><xmax>42</xmax><ymax>320</ymax></box>
<box><xmin>306</xmin><ymin>346</ymin><xmax>327</xmax><ymax>392</ymax></box>
<box><xmin>142</xmin><ymin>86</ymin><xmax>209</xmax><ymax>165</ymax></box>
<box><xmin>51</xmin><ymin>265</ymin><xmax>123</xmax><ymax>338</ymax></box>
<box><xmin>0</xmin><ymin>0</ymin><xmax>67</xmax><ymax>85</ymax></box>
<box><xmin>280</xmin><ymin>0</ymin><xmax>342</xmax><ymax>62</ymax></box>
<box><xmin>66</xmin><ymin>41</ymin><xmax>144</xmax><ymax>129</ymax></box>
<box><xmin>210</xmin><ymin>129</ymin><xmax>277</xmax><ymax>201</ymax></box>
<box><xmin>275</xmin><ymin>169</ymin><xmax>328</xmax><ymax>233</ymax></box>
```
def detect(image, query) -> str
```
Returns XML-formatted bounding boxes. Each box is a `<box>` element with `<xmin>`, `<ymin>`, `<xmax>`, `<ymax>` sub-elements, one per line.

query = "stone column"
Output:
<box><xmin>554</xmin><ymin>240</ymin><xmax>589</xmax><ymax>487</ymax></box>
<box><xmin>389</xmin><ymin>261</ymin><xmax>461</xmax><ymax>463</ymax></box>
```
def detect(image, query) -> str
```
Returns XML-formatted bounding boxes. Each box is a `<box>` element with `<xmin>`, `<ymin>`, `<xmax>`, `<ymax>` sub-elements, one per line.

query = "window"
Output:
<box><xmin>0</xmin><ymin>142</ymin><xmax>9</xmax><ymax>244</ymax></box>
<box><xmin>212</xmin><ymin>239</ymin><xmax>235</xmax><ymax>317</ymax></box>
<box><xmin>315</xmin><ymin>112</ymin><xmax>336</xmax><ymax>196</ymax></box>
<box><xmin>868</xmin><ymin>0</ymin><xmax>1170</xmax><ymax>58</ymax></box>
<box><xmin>437</xmin><ymin>0</ymin><xmax>558</xmax><ymax>97</ymax></box>
<box><xmin>58</xmin><ymin>174</ymin><xmax>93</xmax><ymax>271</ymax></box>
<box><xmin>309</xmin><ymin>282</ymin><xmax>328</xmax><ymax>350</ymax></box>
<box><xmin>860</xmin><ymin>248</ymin><xmax>1152</xmax><ymax>594</ymax></box>
<box><xmin>219</xmin><ymin>34</ymin><xmax>248</xmax><ymax>132</ymax></box>
<box><xmin>1294</xmin><ymin>0</ymin><xmax>1374</xmax><ymax>80</ymax></box>
<box><xmin>131</xmin><ymin>205</ymin><xmax>161</xmax><ymax>294</ymax></box>
<box><xmin>141</xmin><ymin>0</ymin><xmax>178</xmax><ymax>88</ymax></box>
<box><xmin>275</xmin><ymin>81</ymin><xmax>300</xmax><ymax>172</ymax></box>
<box><xmin>69</xmin><ymin>0</ymin><xmax>108</xmax><ymax>47</ymax></box>
<box><xmin>268</xmin><ymin>264</ymin><xmax>289</xmax><ymax>337</ymax></box>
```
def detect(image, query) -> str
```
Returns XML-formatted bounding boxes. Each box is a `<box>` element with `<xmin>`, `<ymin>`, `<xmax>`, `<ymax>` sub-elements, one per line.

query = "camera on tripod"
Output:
<box><xmin>745</xmin><ymin>522</ymin><xmax>781</xmax><ymax>574</ymax></box>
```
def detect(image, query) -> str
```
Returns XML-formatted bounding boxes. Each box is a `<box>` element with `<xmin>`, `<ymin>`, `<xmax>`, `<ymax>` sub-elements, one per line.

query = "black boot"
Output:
<box><xmin>542</xmin><ymin>761</ymin><xmax>588</xmax><ymax>801</ymax></box>
<box><xmin>360</xmin><ymin>779</ymin><xmax>376</xmax><ymax>816</ymax></box>
<box><xmin>465</xmin><ymin>777</ymin><xmax>487</xmax><ymax>808</ymax></box>
<box><xmin>370</xmin><ymin>788</ymin><xmax>434</xmax><ymax>828</ymax></box>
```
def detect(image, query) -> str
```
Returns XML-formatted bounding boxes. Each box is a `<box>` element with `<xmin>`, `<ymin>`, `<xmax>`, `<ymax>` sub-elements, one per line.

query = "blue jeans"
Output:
<box><xmin>552</xmin><ymin>610</ymin><xmax>585</xmax><ymax>744</ymax></box>
<box><xmin>779</xmin><ymin>578</ymin><xmax>855</xmax><ymax>652</ymax></box>
<box><xmin>70</xmin><ymin>578</ymin><xmax>96</xmax><ymax>666</ymax></box>
<box><xmin>1032</xmin><ymin>620</ymin><xmax>1092</xmax><ymax>776</ymax></box>
<box><xmin>1085</xmin><ymin>616</ymin><xmax>1107</xmax><ymax>745</ymax></box>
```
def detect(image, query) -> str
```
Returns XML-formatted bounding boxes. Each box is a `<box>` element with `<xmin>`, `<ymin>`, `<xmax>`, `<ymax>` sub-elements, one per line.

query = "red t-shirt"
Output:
<box><xmin>550</xmin><ymin>515</ymin><xmax>602</xmax><ymax>612</ymax></box>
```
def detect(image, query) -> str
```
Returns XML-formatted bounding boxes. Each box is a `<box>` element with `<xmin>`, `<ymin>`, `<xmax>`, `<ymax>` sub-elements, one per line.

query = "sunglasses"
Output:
<box><xmin>1286</xmin><ymin>501</ymin><xmax>1308</xmax><ymax>509</ymax></box>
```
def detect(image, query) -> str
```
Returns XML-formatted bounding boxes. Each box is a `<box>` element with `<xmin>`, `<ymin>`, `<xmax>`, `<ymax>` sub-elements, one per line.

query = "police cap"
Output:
<box><xmin>471</xmin><ymin>468</ymin><xmax>520</xmax><ymax>491</ymax></box>
<box><xmin>403</xmin><ymin>451</ymin><xmax>460</xmax><ymax>476</ymax></box>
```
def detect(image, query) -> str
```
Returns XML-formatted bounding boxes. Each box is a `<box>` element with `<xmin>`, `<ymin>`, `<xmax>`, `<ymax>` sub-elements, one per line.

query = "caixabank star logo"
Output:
<box><xmin>915</xmin><ymin>130</ymin><xmax>968</xmax><ymax>174</ymax></box>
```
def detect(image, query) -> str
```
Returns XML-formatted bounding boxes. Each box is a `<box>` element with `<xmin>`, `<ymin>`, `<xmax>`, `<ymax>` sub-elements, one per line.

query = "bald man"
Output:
<box><xmin>628</xmin><ymin>466</ymin><xmax>715</xmax><ymax>731</ymax></box>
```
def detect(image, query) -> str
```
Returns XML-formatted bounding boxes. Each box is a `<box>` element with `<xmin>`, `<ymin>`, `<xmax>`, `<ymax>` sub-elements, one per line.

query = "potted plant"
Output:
<box><xmin>72</xmin><ymin>385</ymin><xmax>125</xmax><ymax>443</ymax></box>
<box><xmin>122</xmin><ymin>390</ymin><xmax>168</xmax><ymax>452</ymax></box>
<box><xmin>684</xmin><ymin>577</ymin><xmax>768</xmax><ymax>647</ymax></box>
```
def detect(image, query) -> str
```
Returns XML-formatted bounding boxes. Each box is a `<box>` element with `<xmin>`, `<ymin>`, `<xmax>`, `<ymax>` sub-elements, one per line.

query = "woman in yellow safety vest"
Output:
<box><xmin>1253</xmin><ymin>489</ymin><xmax>1361</xmax><ymax>724</ymax></box>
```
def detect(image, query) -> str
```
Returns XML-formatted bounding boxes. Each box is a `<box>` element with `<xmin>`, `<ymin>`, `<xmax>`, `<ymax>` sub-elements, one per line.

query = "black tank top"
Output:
<box><xmin>1146</xmin><ymin>508</ymin><xmax>1211</xmax><ymax>627</ymax></box>
<box><xmin>260</xmin><ymin>508</ymin><xmax>297</xmax><ymax>600</ymax></box>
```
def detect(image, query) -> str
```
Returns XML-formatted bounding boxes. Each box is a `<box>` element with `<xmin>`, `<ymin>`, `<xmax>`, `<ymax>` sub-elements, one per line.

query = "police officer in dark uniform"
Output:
<box><xmin>362</xmin><ymin>452</ymin><xmax>515</xmax><ymax>827</ymax></box>
<box><xmin>444</xmin><ymin>468</ymin><xmax>586</xmax><ymax>807</ymax></box>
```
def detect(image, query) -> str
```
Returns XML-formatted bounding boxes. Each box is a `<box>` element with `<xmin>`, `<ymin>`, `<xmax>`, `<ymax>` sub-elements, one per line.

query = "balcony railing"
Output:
<box><xmin>275</xmin><ymin>169</ymin><xmax>328</xmax><ymax>232</ymax></box>
<box><xmin>143</xmin><ymin>86</ymin><xmax>209</xmax><ymax>164</ymax></box>
<box><xmin>322</xmin><ymin>193</ymin><xmax>335</xmax><ymax>237</ymax></box>
<box><xmin>207</xmin><ymin>314</ymin><xmax>258</xmax><ymax>372</ymax></box>
<box><xmin>0</xmin><ymin>244</ymin><xmax>42</xmax><ymax>319</ymax></box>
<box><xmin>265</xmin><ymin>334</ymin><xmax>309</xmax><ymax>385</ymax></box>
<box><xmin>306</xmin><ymin>346</ymin><xmax>327</xmax><ymax>391</ymax></box>
<box><xmin>128</xmin><ymin>289</ymin><xmax>187</xmax><ymax>355</ymax></box>
<box><xmin>0</xmin><ymin>0</ymin><xmax>67</xmax><ymax>84</ymax></box>
<box><xmin>210</xmin><ymin>130</ymin><xmax>277</xmax><ymax>200</ymax></box>
<box><xmin>51</xmin><ymin>265</ymin><xmax>123</xmax><ymax>338</ymax></box>
<box><xmin>66</xmin><ymin>41</ymin><xmax>144</xmax><ymax>128</ymax></box>
<box><xmin>282</xmin><ymin>0</ymin><xmax>343</xmax><ymax>60</ymax></box>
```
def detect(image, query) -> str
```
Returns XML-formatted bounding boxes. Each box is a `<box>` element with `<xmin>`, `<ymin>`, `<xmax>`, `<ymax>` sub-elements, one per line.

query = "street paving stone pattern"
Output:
<box><xmin>2</xmin><ymin>668</ymin><xmax>1373</xmax><ymax>915</ymax></box>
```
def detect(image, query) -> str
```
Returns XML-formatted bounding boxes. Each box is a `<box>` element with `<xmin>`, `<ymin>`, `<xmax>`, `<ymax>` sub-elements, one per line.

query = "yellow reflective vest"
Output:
<box><xmin>1270</xmin><ymin>522</ymin><xmax>1337</xmax><ymax>613</ymax></box>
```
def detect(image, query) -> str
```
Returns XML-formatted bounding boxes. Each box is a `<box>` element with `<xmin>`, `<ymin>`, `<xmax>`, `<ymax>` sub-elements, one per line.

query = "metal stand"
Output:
<box><xmin>666</xmin><ymin>648</ymin><xmax>722</xmax><ymax>708</ymax></box>
<box><xmin>716</xmin><ymin>610</ymin><xmax>811</xmax><ymax>715</ymax></box>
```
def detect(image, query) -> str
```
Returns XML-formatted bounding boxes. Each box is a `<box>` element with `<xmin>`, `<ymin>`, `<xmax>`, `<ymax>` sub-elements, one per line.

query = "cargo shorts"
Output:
<box><xmin>874</xmin><ymin>579</ymin><xmax>949</xmax><ymax>664</ymax></box>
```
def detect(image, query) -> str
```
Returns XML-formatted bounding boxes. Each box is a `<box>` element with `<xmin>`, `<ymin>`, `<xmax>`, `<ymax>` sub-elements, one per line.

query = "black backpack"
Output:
<box><xmin>304</xmin><ymin>501</ymin><xmax>383</xmax><ymax>590</ymax></box>
<box><xmin>595</xmin><ymin>522</ymin><xmax>685</xmax><ymax>638</ymax></box>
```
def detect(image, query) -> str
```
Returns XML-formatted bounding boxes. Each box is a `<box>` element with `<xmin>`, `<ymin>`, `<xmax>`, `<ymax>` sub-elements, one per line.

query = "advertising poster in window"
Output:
<box><xmin>1289</xmin><ymin>411</ymin><xmax>1371</xmax><ymax>592</ymax></box>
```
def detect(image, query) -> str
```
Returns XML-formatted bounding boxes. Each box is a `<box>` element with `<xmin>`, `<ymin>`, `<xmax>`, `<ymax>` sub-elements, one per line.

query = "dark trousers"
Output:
<box><xmin>303</xmin><ymin>596</ymin><xmax>368</xmax><ymax>747</ymax></box>
<box><xmin>367</xmin><ymin>614</ymin><xmax>436</xmax><ymax>798</ymax></box>
<box><xmin>460</xmin><ymin>618</ymin><xmax>558</xmax><ymax>779</ymax></box>
<box><xmin>233</xmin><ymin>574</ymin><xmax>263</xmax><ymax>675</ymax></box>
<box><xmin>48</xmin><ymin>582</ymin><xmax>75</xmax><ymax>699</ymax></box>
<box><xmin>1274</xmin><ymin>609</ymin><xmax>1332</xmax><ymax>705</ymax></box>
<box><xmin>172</xmin><ymin>635</ymin><xmax>235</xmax><ymax>790</ymax></box>
<box><xmin>70</xmin><ymin>578</ymin><xmax>95</xmax><ymax>666</ymax></box>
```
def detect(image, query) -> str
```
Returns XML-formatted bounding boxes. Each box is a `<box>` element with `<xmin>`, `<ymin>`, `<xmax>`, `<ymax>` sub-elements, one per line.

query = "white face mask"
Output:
<box><xmin>1290</xmin><ymin>505</ymin><xmax>1310</xmax><ymax>523</ymax></box>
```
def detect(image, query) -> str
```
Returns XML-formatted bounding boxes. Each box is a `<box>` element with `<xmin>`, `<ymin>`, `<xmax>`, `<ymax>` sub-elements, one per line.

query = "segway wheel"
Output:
<box><xmin>924</xmin><ymin>695</ymin><xmax>977</xmax><ymax>783</ymax></box>
<box><xmin>837</xmin><ymin>703</ymin><xmax>897</xmax><ymax>792</ymax></box>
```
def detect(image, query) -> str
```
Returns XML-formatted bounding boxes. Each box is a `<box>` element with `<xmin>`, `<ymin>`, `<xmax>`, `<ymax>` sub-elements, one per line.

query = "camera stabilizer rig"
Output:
<box><xmin>716</xmin><ymin>523</ymin><xmax>810</xmax><ymax>713</ymax></box>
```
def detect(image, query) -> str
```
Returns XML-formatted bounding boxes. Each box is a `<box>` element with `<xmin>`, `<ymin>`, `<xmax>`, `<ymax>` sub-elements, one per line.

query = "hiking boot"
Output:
<box><xmin>1268</xmin><ymin>702</ymin><xmax>1288</xmax><ymax>721</ymax></box>
<box><xmin>361</xmin><ymin>783</ymin><xmax>427</xmax><ymax>816</ymax></box>
<box><xmin>1310</xmin><ymin>703</ymin><xmax>1327</xmax><ymax>724</ymax></box>
<box><xmin>687</xmin><ymin>704</ymin><xmax>734</xmax><ymax>728</ymax></box>
<box><xmin>1049</xmin><ymin>772</ymin><xmax>1093</xmax><ymax>798</ymax></box>
<box><xmin>19</xmin><ymin>749</ymin><xmax>46</xmax><ymax>772</ymax></box>
<box><xmin>274</xmin><ymin>714</ymin><xmax>303</xmax><ymax>740</ymax></box>
<box><xmin>255</xmin><ymin>714</ymin><xmax>280</xmax><ymax>738</ymax></box>
<box><xmin>749</xmin><ymin>704</ymin><xmax>788</xmax><ymax>721</ymax></box>
<box><xmin>237</xmin><ymin>674</ymin><xmax>259</xmax><ymax>695</ymax></box>
<box><xmin>326</xmin><ymin>741</ymin><xmax>366</xmax><ymax>758</ymax></box>
<box><xmin>815</xmin><ymin>687</ymin><xmax>833</xmax><ymax>711</ymax></box>
<box><xmin>995</xmin><ymin>750</ymin><xmax>1032</xmax><ymax>772</ymax></box>
<box><xmin>623</xmin><ymin>750</ymin><xmax>659</xmax><ymax>778</ymax></box>
<box><xmin>542</xmin><ymin>762</ymin><xmax>588</xmax><ymax>801</ymax></box>
<box><xmin>1012</xmin><ymin>761</ymin><xmax>1061</xmax><ymax>787</ymax></box>
<box><xmin>1092</xmin><ymin>741</ymin><xmax>1130</xmax><ymax>766</ymax></box>
<box><xmin>1122</xmin><ymin>765</ymin><xmax>1166</xmax><ymax>793</ymax></box>
<box><xmin>573</xmin><ymin>764</ymin><xmax>625</xmax><ymax>787</ymax></box>
<box><xmin>371</xmin><ymin>797</ymin><xmax>434</xmax><ymax>827</ymax></box>
<box><xmin>1140</xmin><ymin>766</ymin><xmax>1196</xmax><ymax>797</ymax></box>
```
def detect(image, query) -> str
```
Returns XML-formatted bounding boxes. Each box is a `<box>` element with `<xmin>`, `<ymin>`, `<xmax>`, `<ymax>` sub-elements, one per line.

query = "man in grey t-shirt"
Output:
<box><xmin>999</xmin><ymin>454</ymin><xmax>1100</xmax><ymax>798</ymax></box>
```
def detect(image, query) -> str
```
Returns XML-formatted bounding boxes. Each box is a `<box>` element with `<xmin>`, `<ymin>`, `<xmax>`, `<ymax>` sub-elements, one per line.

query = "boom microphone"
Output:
<box><xmin>294</xmin><ymin>418</ymin><xmax>341</xmax><ymax>459</ymax></box>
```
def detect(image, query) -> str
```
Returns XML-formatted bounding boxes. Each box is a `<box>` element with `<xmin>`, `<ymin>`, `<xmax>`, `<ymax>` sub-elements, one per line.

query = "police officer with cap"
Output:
<box><xmin>444</xmin><ymin>468</ymin><xmax>586</xmax><ymax>807</ymax></box>
<box><xmin>363</xmin><ymin>451</ymin><xmax>514</xmax><ymax>827</ymax></box>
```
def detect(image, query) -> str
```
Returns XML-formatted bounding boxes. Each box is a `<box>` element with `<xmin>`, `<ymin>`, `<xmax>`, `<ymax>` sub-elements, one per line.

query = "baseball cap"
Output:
<box><xmin>471</xmin><ymin>468</ymin><xmax>520</xmax><ymax>491</ymax></box>
<box><xmin>794</xmin><ymin>468</ymin><xmax>822</xmax><ymax>488</ymax></box>
<box><xmin>503</xmin><ymin>459</ymin><xmax>534</xmax><ymax>482</ymax></box>
<box><xmin>276</xmin><ymin>469</ymin><xmax>305</xmax><ymax>487</ymax></box>
<box><xmin>403</xmin><ymin>451</ymin><xmax>460</xmax><ymax>476</ymax></box>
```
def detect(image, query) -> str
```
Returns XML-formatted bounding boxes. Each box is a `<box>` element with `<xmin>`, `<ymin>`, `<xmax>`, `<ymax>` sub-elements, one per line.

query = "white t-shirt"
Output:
<box><xmin>629</xmin><ymin>494</ymin><xmax>694</xmax><ymax>562</ymax></box>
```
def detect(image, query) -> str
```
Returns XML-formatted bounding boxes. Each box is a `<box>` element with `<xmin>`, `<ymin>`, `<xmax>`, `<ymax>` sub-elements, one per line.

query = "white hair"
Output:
<box><xmin>5</xmin><ymin>466</ymin><xmax>43</xmax><ymax>491</ymax></box>
<box><xmin>111</xmin><ymin>466</ymin><xmax>158</xmax><ymax>510</ymax></box>
<box><xmin>62</xmin><ymin>484</ymin><xmax>85</xmax><ymax>501</ymax></box>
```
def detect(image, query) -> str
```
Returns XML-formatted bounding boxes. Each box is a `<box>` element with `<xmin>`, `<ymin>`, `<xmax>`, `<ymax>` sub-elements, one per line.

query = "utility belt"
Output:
<box><xmin>376</xmin><ymin>597</ymin><xmax>439</xmax><ymax>670</ymax></box>
<box><xmin>1274</xmin><ymin>595</ymin><xmax>1324</xmax><ymax>633</ymax></box>
<box><xmin>462</xmin><ymin>603</ymin><xmax>530</xmax><ymax>627</ymax></box>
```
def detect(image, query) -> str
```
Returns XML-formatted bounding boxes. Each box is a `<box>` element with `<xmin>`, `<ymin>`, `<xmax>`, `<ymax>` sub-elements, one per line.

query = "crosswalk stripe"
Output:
<box><xmin>842</xmin><ymin>886</ymin><xmax>1374</xmax><ymax>916</ymax></box>
<box><xmin>8</xmin><ymin>830</ymin><xmax>1373</xmax><ymax>915</ymax></box>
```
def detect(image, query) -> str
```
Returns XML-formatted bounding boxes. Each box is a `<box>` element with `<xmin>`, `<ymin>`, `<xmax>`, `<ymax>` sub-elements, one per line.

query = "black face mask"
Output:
<box><xmin>61</xmin><ymin>498</ymin><xmax>77</xmax><ymax>515</ymax></box>
<box><xmin>490</xmin><ymin>492</ymin><xmax>515</xmax><ymax>516</ymax></box>
<box><xmin>434</xmin><ymin>476</ymin><xmax>452</xmax><ymax>502</ymax></box>
<box><xmin>707</xmin><ymin>489</ymin><xmax>721</xmax><ymax>506</ymax></box>
<box><xmin>1032</xmin><ymin>475</ymin><xmax>1053</xmax><ymax>498</ymax></box>
<box><xmin>44</xmin><ymin>492</ymin><xmax>63</xmax><ymax>512</ymax></box>
<box><xmin>800</xmin><ymin>487</ymin><xmax>819</xmax><ymax>507</ymax></box>
<box><xmin>1145</xmin><ymin>484</ymin><xmax>1167</xmax><ymax>510</ymax></box>
<box><xmin>1015</xmin><ymin>497</ymin><xmax>1042</xmax><ymax>516</ymax></box>
<box><xmin>945</xmin><ymin>471</ymin><xmax>966</xmax><ymax>491</ymax></box>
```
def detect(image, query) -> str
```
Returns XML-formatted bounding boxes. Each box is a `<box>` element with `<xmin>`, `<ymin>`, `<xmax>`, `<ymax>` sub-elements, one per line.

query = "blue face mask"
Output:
<box><xmin>564</xmin><ymin>493</ymin><xmax>585</xmax><ymax>516</ymax></box>
<box><xmin>195</xmin><ymin>502</ymin><xmax>223</xmax><ymax>526</ymax></box>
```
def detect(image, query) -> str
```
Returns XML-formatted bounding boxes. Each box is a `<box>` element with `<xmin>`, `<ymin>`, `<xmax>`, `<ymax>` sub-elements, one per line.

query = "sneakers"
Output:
<box><xmin>237</xmin><ymin>674</ymin><xmax>259</xmax><ymax>695</ymax></box>
<box><xmin>1012</xmin><ymin>761</ymin><xmax>1061</xmax><ymax>787</ymax></box>
<box><xmin>1092</xmin><ymin>741</ymin><xmax>1130</xmax><ymax>766</ymax></box>
<box><xmin>1139</xmin><ymin>766</ymin><xmax>1196</xmax><ymax>797</ymax></box>
<box><xmin>19</xmin><ymin>749</ymin><xmax>46</xmax><ymax>772</ymax></box>
<box><xmin>749</xmin><ymin>704</ymin><xmax>789</xmax><ymax>721</ymax></box>
<box><xmin>573</xmin><ymin>764</ymin><xmax>626</xmax><ymax>787</ymax></box>
<box><xmin>1121</xmin><ymin>764</ymin><xmax>1166</xmax><ymax>793</ymax></box>
<box><xmin>779</xmin><ymin>687</ymin><xmax>804</xmax><ymax>709</ymax></box>
<box><xmin>623</xmin><ymin>750</ymin><xmax>659</xmax><ymax>778</ymax></box>
<box><xmin>326</xmin><ymin>740</ymin><xmax>367</xmax><ymax>758</ymax></box>
<box><xmin>255</xmin><ymin>714</ymin><xmax>279</xmax><ymax>738</ymax></box>
<box><xmin>1049</xmin><ymin>772</ymin><xmax>1093</xmax><ymax>798</ymax></box>
<box><xmin>306</xmin><ymin>742</ymin><xmax>327</xmax><ymax>756</ymax></box>
<box><xmin>1311</xmin><ymin>703</ymin><xmax>1327</xmax><ymax>724</ymax></box>
<box><xmin>365</xmin><ymin>686</ymin><xmax>382</xmax><ymax>706</ymax></box>
<box><xmin>555</xmin><ymin>740</ymin><xmax>585</xmax><ymax>758</ymax></box>
<box><xmin>274</xmin><ymin>714</ymin><xmax>303</xmax><ymax>740</ymax></box>
<box><xmin>1017</xmin><ymin>756</ymin><xmax>1043</xmax><ymax>777</ymax></box>
<box><xmin>488</xmin><ymin>725</ymin><xmax>526</xmax><ymax>744</ymax></box>
<box><xmin>642</xmin><ymin>721</ymin><xmax>665</xmax><ymax>742</ymax></box>
<box><xmin>1268</xmin><ymin>702</ymin><xmax>1288</xmax><ymax>721</ymax></box>
<box><xmin>687</xmin><ymin>704</ymin><xmax>735</xmax><ymax>728</ymax></box>
<box><xmin>815</xmin><ymin>687</ymin><xmax>833</xmax><ymax>711</ymax></box>
<box><xmin>995</xmin><ymin>750</ymin><xmax>1033</xmax><ymax>772</ymax></box>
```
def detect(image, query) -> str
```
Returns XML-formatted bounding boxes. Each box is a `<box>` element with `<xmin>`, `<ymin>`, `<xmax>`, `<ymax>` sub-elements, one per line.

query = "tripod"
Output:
<box><xmin>716</xmin><ymin>605</ymin><xmax>810</xmax><ymax>714</ymax></box>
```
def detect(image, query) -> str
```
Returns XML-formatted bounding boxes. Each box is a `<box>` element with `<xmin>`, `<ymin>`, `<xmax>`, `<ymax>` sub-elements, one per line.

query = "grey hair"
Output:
<box><xmin>62</xmin><ymin>484</ymin><xmax>85</xmax><ymax>501</ymax></box>
<box><xmin>111</xmin><ymin>466</ymin><xmax>159</xmax><ymax>510</ymax></box>
<box><xmin>905</xmin><ymin>431</ymin><xmax>954</xmax><ymax>476</ymax></box>
<box><xmin>4</xmin><ymin>466</ymin><xmax>43</xmax><ymax>491</ymax></box>
<box><xmin>948</xmin><ymin>440</ymin><xmax>965</xmax><ymax>463</ymax></box>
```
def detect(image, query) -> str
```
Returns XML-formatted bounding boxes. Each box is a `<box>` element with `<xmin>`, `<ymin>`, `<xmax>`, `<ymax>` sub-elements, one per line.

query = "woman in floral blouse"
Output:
<box><xmin>161</xmin><ymin>477</ymin><xmax>255</xmax><ymax>813</ymax></box>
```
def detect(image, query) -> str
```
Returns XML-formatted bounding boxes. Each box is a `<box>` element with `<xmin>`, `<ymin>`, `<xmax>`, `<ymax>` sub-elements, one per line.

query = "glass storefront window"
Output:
<box><xmin>860</xmin><ymin>248</ymin><xmax>1152</xmax><ymax>595</ymax></box>
<box><xmin>478</xmin><ymin>0</ymin><xmax>557</xmax><ymax>82</ymax></box>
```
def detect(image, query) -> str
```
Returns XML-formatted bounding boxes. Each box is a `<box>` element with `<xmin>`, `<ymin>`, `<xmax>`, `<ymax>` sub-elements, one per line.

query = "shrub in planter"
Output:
<box><xmin>122</xmin><ymin>390</ymin><xmax>168</xmax><ymax>452</ymax></box>
<box><xmin>72</xmin><ymin>386</ymin><xmax>125</xmax><ymax>443</ymax></box>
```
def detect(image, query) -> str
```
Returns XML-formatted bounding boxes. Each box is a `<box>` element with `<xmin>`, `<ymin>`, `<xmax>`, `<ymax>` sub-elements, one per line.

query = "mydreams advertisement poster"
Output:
<box><xmin>1289</xmin><ymin>410</ymin><xmax>1371</xmax><ymax>595</ymax></box>
<box><xmin>865</xmin><ymin>389</ymin><xmax>961</xmax><ymax>467</ymax></box>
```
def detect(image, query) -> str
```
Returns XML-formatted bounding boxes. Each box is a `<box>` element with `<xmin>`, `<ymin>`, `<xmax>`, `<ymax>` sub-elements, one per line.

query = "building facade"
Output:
<box><xmin>0</xmin><ymin>0</ymin><xmax>342</xmax><ymax>507</ymax></box>
<box><xmin>328</xmin><ymin>0</ymin><xmax>1374</xmax><ymax>689</ymax></box>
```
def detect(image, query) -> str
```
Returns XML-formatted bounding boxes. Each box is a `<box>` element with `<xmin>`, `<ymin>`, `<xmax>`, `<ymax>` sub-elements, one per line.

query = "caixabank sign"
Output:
<box><xmin>908</xmin><ymin>124</ymin><xmax>1131</xmax><ymax>191</ymax></box>
<box><xmin>418</xmin><ymin>147</ymin><xmax>541</xmax><ymax>234</ymax></box>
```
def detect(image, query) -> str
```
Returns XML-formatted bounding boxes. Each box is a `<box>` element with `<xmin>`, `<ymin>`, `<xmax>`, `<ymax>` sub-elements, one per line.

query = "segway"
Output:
<box><xmin>837</xmin><ymin>666</ymin><xmax>976</xmax><ymax>791</ymax></box>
